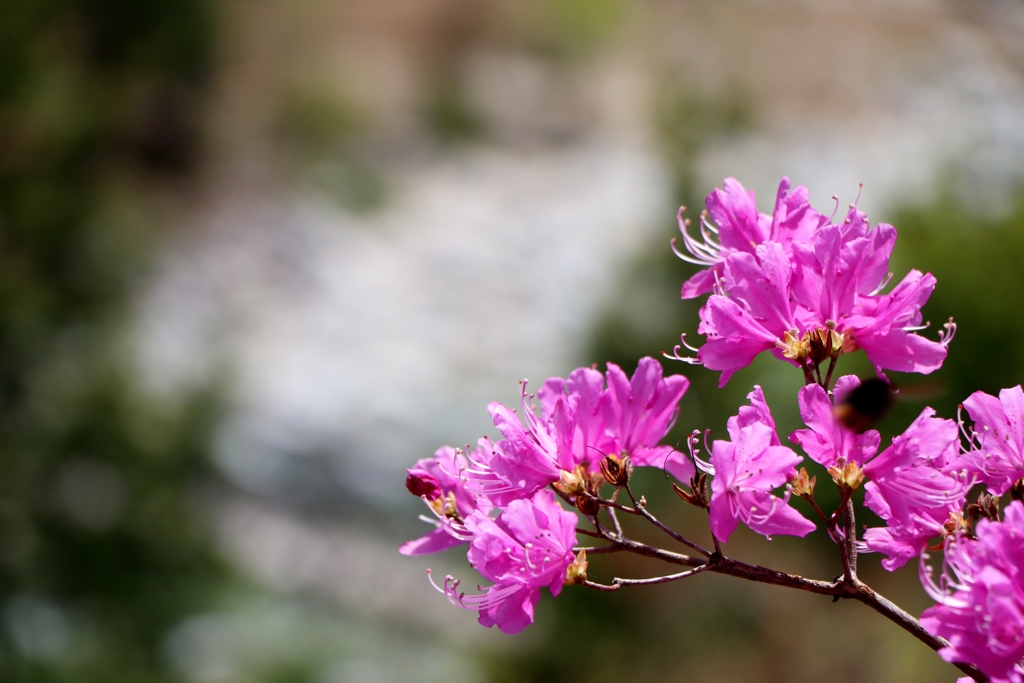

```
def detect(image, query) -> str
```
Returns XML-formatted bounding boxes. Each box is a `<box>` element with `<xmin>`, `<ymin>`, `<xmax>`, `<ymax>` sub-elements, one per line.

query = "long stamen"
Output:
<box><xmin>664</xmin><ymin>332</ymin><xmax>702</xmax><ymax>365</ymax></box>
<box><xmin>672</xmin><ymin>207</ymin><xmax>727</xmax><ymax>267</ymax></box>
<box><xmin>869</xmin><ymin>271</ymin><xmax>894</xmax><ymax>296</ymax></box>
<box><xmin>938</xmin><ymin>318</ymin><xmax>957</xmax><ymax>348</ymax></box>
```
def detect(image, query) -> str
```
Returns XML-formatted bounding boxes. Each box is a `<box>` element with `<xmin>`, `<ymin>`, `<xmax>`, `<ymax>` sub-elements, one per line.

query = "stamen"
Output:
<box><xmin>690</xmin><ymin>429</ymin><xmax>715</xmax><ymax>475</ymax></box>
<box><xmin>869</xmin><ymin>272</ymin><xmax>893</xmax><ymax>296</ymax></box>
<box><xmin>664</xmin><ymin>332</ymin><xmax>702</xmax><ymax>365</ymax></box>
<box><xmin>938</xmin><ymin>318</ymin><xmax>957</xmax><ymax>348</ymax></box>
<box><xmin>672</xmin><ymin>206</ymin><xmax>726</xmax><ymax>267</ymax></box>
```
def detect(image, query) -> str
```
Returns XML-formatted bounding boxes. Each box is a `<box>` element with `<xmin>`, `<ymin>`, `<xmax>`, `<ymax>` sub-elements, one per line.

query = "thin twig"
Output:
<box><xmin>582</xmin><ymin>579</ymin><xmax>620</xmax><ymax>592</ymax></box>
<box><xmin>623</xmin><ymin>481</ymin><xmax>712</xmax><ymax>557</ymax></box>
<box><xmin>823</xmin><ymin>355</ymin><xmax>838</xmax><ymax>390</ymax></box>
<box><xmin>573</xmin><ymin>545</ymin><xmax>625</xmax><ymax>554</ymax></box>
<box><xmin>606</xmin><ymin>490</ymin><xmax>625</xmax><ymax>538</ymax></box>
<box><xmin>613</xmin><ymin>562</ymin><xmax>712</xmax><ymax>587</ymax></box>
<box><xmin>576</xmin><ymin>527</ymin><xmax>604</xmax><ymax>539</ymax></box>
<box><xmin>584</xmin><ymin>493</ymin><xmax>637</xmax><ymax>515</ymax></box>
<box><xmin>593</xmin><ymin>520</ymin><xmax>702</xmax><ymax>568</ymax></box>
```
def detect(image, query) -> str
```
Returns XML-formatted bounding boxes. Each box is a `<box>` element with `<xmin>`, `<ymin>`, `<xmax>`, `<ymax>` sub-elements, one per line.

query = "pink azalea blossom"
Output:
<box><xmin>537</xmin><ymin>357</ymin><xmax>694</xmax><ymax>482</ymax></box>
<box><xmin>920</xmin><ymin>500</ymin><xmax>1024</xmax><ymax>682</ymax></box>
<box><xmin>957</xmin><ymin>385</ymin><xmax>1024</xmax><ymax>495</ymax></box>
<box><xmin>676</xmin><ymin>177</ymin><xmax>824</xmax><ymax>299</ymax></box>
<box><xmin>696</xmin><ymin>242</ymin><xmax>801</xmax><ymax>386</ymax></box>
<box><xmin>789</xmin><ymin>376</ymin><xmax>881</xmax><ymax>469</ymax></box>
<box><xmin>436</xmin><ymin>489</ymin><xmax>578</xmax><ymax>634</ymax></box>
<box><xmin>708</xmin><ymin>386</ymin><xmax>816</xmax><ymax>543</ymax></box>
<box><xmin>862</xmin><ymin>408</ymin><xmax>971</xmax><ymax>570</ymax></box>
<box><xmin>458</xmin><ymin>384</ymin><xmax>579</xmax><ymax>505</ymax></box>
<box><xmin>400</xmin><ymin>444</ymin><xmax>494</xmax><ymax>556</ymax></box>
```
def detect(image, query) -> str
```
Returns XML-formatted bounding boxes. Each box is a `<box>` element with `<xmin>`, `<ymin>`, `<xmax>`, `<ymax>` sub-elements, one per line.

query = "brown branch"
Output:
<box><xmin>583</xmin><ymin>528</ymin><xmax>987</xmax><ymax>681</ymax></box>
<box><xmin>842</xmin><ymin>496</ymin><xmax>858</xmax><ymax>580</ymax></box>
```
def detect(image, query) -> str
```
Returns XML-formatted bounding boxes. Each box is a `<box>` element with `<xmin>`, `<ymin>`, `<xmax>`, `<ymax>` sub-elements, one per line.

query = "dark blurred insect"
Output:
<box><xmin>834</xmin><ymin>377</ymin><xmax>894</xmax><ymax>433</ymax></box>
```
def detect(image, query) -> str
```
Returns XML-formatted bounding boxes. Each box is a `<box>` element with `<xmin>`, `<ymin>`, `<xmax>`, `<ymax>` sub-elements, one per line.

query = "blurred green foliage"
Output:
<box><xmin>655</xmin><ymin>83</ymin><xmax>755</xmax><ymax>205</ymax></box>
<box><xmin>890</xmin><ymin>190</ymin><xmax>1024</xmax><ymax>416</ymax></box>
<box><xmin>0</xmin><ymin>1</ymin><xmax>229</xmax><ymax>680</ymax></box>
<box><xmin>275</xmin><ymin>84</ymin><xmax>387</xmax><ymax>212</ymax></box>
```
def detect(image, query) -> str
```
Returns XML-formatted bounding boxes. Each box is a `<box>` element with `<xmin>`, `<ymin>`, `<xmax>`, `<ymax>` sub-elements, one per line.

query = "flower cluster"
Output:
<box><xmin>676</xmin><ymin>177</ymin><xmax>953</xmax><ymax>386</ymax></box>
<box><xmin>788</xmin><ymin>377</ymin><xmax>972</xmax><ymax>570</ymax></box>
<box><xmin>400</xmin><ymin>357</ymin><xmax>690</xmax><ymax>632</ymax></box>
<box><xmin>401</xmin><ymin>174</ymin><xmax>1024</xmax><ymax>682</ymax></box>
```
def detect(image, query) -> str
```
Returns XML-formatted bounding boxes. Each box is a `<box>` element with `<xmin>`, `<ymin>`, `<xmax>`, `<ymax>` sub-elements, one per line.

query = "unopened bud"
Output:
<box><xmin>600</xmin><ymin>453</ymin><xmax>631</xmax><ymax>487</ymax></box>
<box><xmin>827</xmin><ymin>459</ymin><xmax>864</xmax><ymax>492</ymax></box>
<box><xmin>406</xmin><ymin>468</ymin><xmax>442</xmax><ymax>501</ymax></box>
<box><xmin>564</xmin><ymin>549</ymin><xmax>588</xmax><ymax>585</ymax></box>
<box><xmin>791</xmin><ymin>467</ymin><xmax>816</xmax><ymax>498</ymax></box>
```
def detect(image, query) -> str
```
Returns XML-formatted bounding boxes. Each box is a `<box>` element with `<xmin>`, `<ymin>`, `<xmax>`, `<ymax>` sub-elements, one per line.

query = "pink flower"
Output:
<box><xmin>957</xmin><ymin>385</ymin><xmax>1024</xmax><ymax>495</ymax></box>
<box><xmin>696</xmin><ymin>242</ymin><xmax>801</xmax><ymax>387</ymax></box>
<box><xmin>676</xmin><ymin>177</ymin><xmax>824</xmax><ymax>299</ymax></box>
<box><xmin>789</xmin><ymin>376</ymin><xmax>881</xmax><ymax>469</ymax></box>
<box><xmin>538</xmin><ymin>357</ymin><xmax>694</xmax><ymax>482</ymax></box>
<box><xmin>862</xmin><ymin>409</ymin><xmax>971</xmax><ymax>570</ymax></box>
<box><xmin>708</xmin><ymin>387</ymin><xmax>816</xmax><ymax>543</ymax></box>
<box><xmin>840</xmin><ymin>269</ymin><xmax>949</xmax><ymax>376</ymax></box>
<box><xmin>460</xmin><ymin>384</ymin><xmax>579</xmax><ymax>505</ymax></box>
<box><xmin>436</xmin><ymin>489</ymin><xmax>578</xmax><ymax>634</ymax></box>
<box><xmin>463</xmin><ymin>358</ymin><xmax>692</xmax><ymax>504</ymax></box>
<box><xmin>400</xmin><ymin>444</ymin><xmax>494</xmax><ymax>556</ymax></box>
<box><xmin>920</xmin><ymin>500</ymin><xmax>1024</xmax><ymax>682</ymax></box>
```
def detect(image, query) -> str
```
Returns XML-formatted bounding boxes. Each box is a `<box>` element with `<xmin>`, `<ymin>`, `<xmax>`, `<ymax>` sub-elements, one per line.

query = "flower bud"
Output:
<box><xmin>406</xmin><ymin>468</ymin><xmax>442</xmax><ymax>501</ymax></box>
<box><xmin>790</xmin><ymin>467</ymin><xmax>816</xmax><ymax>499</ymax></box>
<box><xmin>780</xmin><ymin>330</ymin><xmax>810</xmax><ymax>361</ymax></box>
<box><xmin>827</xmin><ymin>459</ymin><xmax>864</xmax><ymax>492</ymax></box>
<box><xmin>564</xmin><ymin>549</ymin><xmax>588</xmax><ymax>586</ymax></box>
<box><xmin>556</xmin><ymin>466</ymin><xmax>587</xmax><ymax>496</ymax></box>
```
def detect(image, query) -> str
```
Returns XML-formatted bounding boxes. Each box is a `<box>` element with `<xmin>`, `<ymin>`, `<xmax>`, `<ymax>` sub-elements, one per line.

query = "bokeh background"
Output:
<box><xmin>3</xmin><ymin>0</ymin><xmax>1024</xmax><ymax>681</ymax></box>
